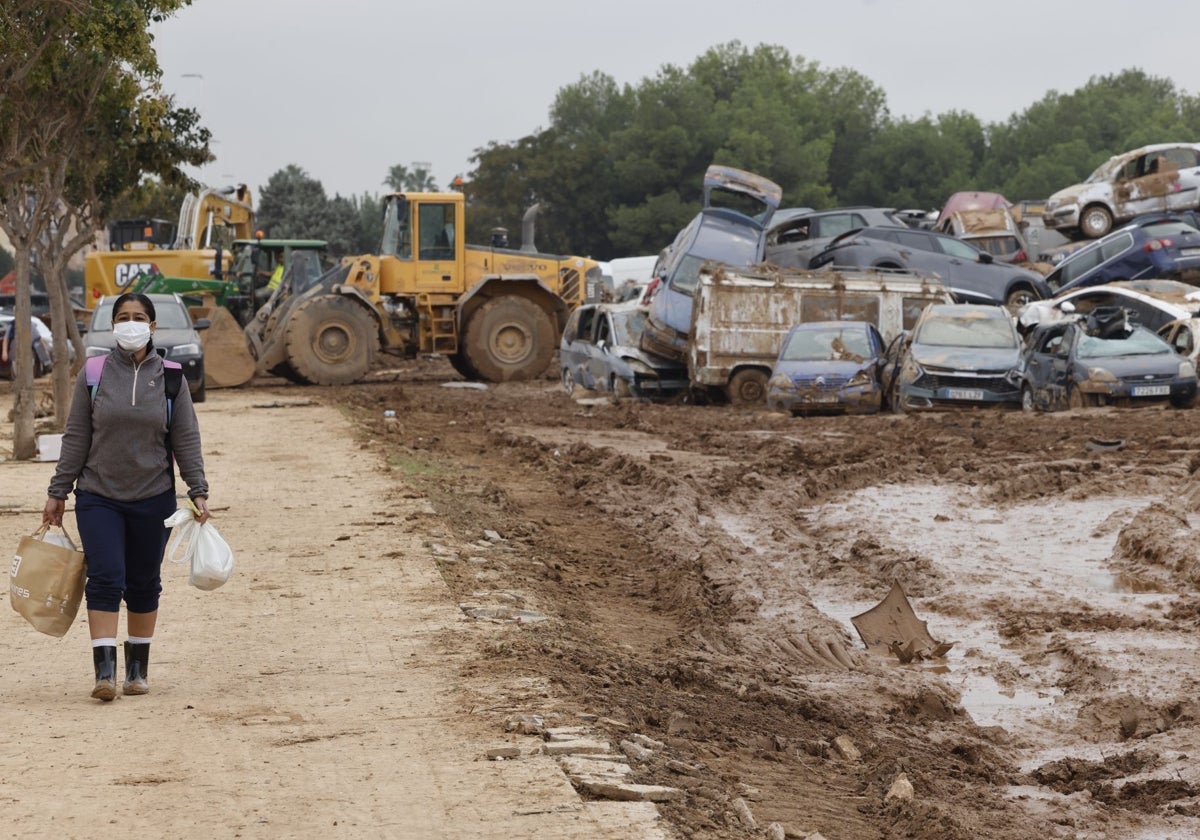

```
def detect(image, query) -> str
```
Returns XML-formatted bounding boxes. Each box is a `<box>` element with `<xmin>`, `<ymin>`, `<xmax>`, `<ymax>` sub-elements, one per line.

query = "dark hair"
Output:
<box><xmin>112</xmin><ymin>292</ymin><xmax>156</xmax><ymax>321</ymax></box>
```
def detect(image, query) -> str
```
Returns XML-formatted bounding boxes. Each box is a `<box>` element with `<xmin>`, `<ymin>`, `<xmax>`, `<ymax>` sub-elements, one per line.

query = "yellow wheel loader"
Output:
<box><xmin>245</xmin><ymin>192</ymin><xmax>600</xmax><ymax>385</ymax></box>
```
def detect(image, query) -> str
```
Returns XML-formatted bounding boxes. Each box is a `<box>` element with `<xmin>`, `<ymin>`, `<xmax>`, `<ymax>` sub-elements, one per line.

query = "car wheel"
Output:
<box><xmin>1020</xmin><ymin>384</ymin><xmax>1036</xmax><ymax>413</ymax></box>
<box><xmin>1005</xmin><ymin>285</ymin><xmax>1038</xmax><ymax>308</ymax></box>
<box><xmin>561</xmin><ymin>367</ymin><xmax>576</xmax><ymax>397</ymax></box>
<box><xmin>1080</xmin><ymin>205</ymin><xmax>1113</xmax><ymax>239</ymax></box>
<box><xmin>726</xmin><ymin>368</ymin><xmax>769</xmax><ymax>406</ymax></box>
<box><xmin>1170</xmin><ymin>391</ymin><xmax>1197</xmax><ymax>409</ymax></box>
<box><xmin>610</xmin><ymin>374</ymin><xmax>631</xmax><ymax>399</ymax></box>
<box><xmin>1067</xmin><ymin>386</ymin><xmax>1087</xmax><ymax>410</ymax></box>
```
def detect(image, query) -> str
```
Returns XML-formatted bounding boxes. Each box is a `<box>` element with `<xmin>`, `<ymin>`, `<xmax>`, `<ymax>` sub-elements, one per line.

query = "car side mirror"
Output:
<box><xmin>597</xmin><ymin>340</ymin><xmax>607</xmax><ymax>352</ymax></box>
<box><xmin>193</xmin><ymin>318</ymin><xmax>212</xmax><ymax>330</ymax></box>
<box><xmin>978</xmin><ymin>252</ymin><xmax>994</xmax><ymax>265</ymax></box>
<box><xmin>1060</xmin><ymin>301</ymin><xmax>1076</xmax><ymax>314</ymax></box>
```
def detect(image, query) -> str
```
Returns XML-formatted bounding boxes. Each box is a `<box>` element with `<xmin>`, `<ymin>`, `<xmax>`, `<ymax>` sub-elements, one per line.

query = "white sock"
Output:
<box><xmin>127</xmin><ymin>636</ymin><xmax>153</xmax><ymax>645</ymax></box>
<box><xmin>91</xmin><ymin>637</ymin><xmax>117</xmax><ymax>648</ymax></box>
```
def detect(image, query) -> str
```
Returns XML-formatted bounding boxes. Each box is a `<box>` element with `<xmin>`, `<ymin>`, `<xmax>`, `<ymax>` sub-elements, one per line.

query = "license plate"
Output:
<box><xmin>1182</xmin><ymin>247</ymin><xmax>1200</xmax><ymax>257</ymax></box>
<box><xmin>801</xmin><ymin>394</ymin><xmax>840</xmax><ymax>403</ymax></box>
<box><xmin>945</xmin><ymin>388</ymin><xmax>985</xmax><ymax>401</ymax></box>
<box><xmin>1132</xmin><ymin>385</ymin><xmax>1170</xmax><ymax>397</ymax></box>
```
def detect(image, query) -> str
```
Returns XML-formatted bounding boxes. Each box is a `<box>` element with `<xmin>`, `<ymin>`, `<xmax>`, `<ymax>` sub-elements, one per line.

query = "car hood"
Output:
<box><xmin>911</xmin><ymin>345</ymin><xmax>1019</xmax><ymax>372</ymax></box>
<box><xmin>775</xmin><ymin>358</ymin><xmax>876</xmax><ymax>379</ymax></box>
<box><xmin>1047</xmin><ymin>181</ymin><xmax>1107</xmax><ymax>207</ymax></box>
<box><xmin>1080</xmin><ymin>353</ymin><xmax>1182</xmax><ymax>377</ymax></box>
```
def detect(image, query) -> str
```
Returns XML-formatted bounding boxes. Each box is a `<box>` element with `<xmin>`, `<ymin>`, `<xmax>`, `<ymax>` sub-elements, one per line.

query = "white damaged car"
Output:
<box><xmin>1043</xmin><ymin>143</ymin><xmax>1200</xmax><ymax>239</ymax></box>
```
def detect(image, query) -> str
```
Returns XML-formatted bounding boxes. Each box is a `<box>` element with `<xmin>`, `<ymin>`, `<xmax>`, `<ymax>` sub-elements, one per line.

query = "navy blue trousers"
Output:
<box><xmin>75</xmin><ymin>489</ymin><xmax>177</xmax><ymax>613</ymax></box>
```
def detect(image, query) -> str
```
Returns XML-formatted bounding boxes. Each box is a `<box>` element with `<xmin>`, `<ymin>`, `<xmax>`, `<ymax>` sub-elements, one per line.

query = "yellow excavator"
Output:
<box><xmin>245</xmin><ymin>192</ymin><xmax>601</xmax><ymax>384</ymax></box>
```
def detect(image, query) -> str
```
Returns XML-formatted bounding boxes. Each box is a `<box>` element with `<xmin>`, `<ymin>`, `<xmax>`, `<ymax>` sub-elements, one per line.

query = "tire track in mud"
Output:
<box><xmin>342</xmin><ymin>370</ymin><xmax>1200</xmax><ymax>838</ymax></box>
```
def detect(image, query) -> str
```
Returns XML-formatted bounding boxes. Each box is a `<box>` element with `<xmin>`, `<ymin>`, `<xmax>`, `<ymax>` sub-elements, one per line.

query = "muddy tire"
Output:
<box><xmin>1067</xmin><ymin>385</ymin><xmax>1087</xmax><ymax>410</ymax></box>
<box><xmin>726</xmin><ymin>368</ymin><xmax>769</xmax><ymax>406</ymax></box>
<box><xmin>1005</xmin><ymin>284</ymin><xmax>1038</xmax><ymax>309</ymax></box>
<box><xmin>1080</xmin><ymin>205</ymin><xmax>1113</xmax><ymax>239</ymax></box>
<box><xmin>562</xmin><ymin>367</ymin><xmax>576</xmax><ymax>397</ymax></box>
<box><xmin>447</xmin><ymin>352</ymin><xmax>479</xmax><ymax>381</ymax></box>
<box><xmin>1170</xmin><ymin>391</ymin><xmax>1197</xmax><ymax>409</ymax></box>
<box><xmin>462</xmin><ymin>296</ymin><xmax>555</xmax><ymax>382</ymax></box>
<box><xmin>611</xmin><ymin>374</ymin><xmax>631</xmax><ymax>399</ymax></box>
<box><xmin>1020</xmin><ymin>384</ymin><xmax>1036</xmax><ymax>413</ymax></box>
<box><xmin>282</xmin><ymin>294</ymin><xmax>378</xmax><ymax>386</ymax></box>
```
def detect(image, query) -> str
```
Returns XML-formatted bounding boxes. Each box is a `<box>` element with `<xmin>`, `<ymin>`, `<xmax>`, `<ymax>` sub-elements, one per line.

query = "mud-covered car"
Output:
<box><xmin>642</xmin><ymin>166</ymin><xmax>782</xmax><ymax>361</ymax></box>
<box><xmin>1019</xmin><ymin>279</ymin><xmax>1200</xmax><ymax>334</ymax></box>
<box><xmin>560</xmin><ymin>301</ymin><xmax>686</xmax><ymax>399</ymax></box>
<box><xmin>764</xmin><ymin>207</ymin><xmax>905</xmax><ymax>270</ymax></box>
<box><xmin>1016</xmin><ymin>311</ymin><xmax>1197</xmax><ymax>410</ymax></box>
<box><xmin>886</xmin><ymin>304</ymin><xmax>1022</xmax><ymax>412</ymax></box>
<box><xmin>1043</xmin><ymin>143</ymin><xmax>1200</xmax><ymax>239</ymax></box>
<box><xmin>939</xmin><ymin>208</ymin><xmax>1029</xmax><ymax>264</ymax></box>
<box><xmin>766</xmin><ymin>321</ymin><xmax>885</xmax><ymax>415</ymax></box>
<box><xmin>1043</xmin><ymin>217</ymin><xmax>1200</xmax><ymax>295</ymax></box>
<box><xmin>1158</xmin><ymin>317</ymin><xmax>1200</xmax><ymax>368</ymax></box>
<box><xmin>934</xmin><ymin>191</ymin><xmax>1012</xmax><ymax>231</ymax></box>
<box><xmin>809</xmin><ymin>226</ymin><xmax>1049</xmax><ymax>308</ymax></box>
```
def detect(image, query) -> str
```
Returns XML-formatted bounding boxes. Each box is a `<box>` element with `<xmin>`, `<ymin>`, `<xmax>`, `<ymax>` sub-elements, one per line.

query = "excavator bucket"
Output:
<box><xmin>189</xmin><ymin>300</ymin><xmax>256</xmax><ymax>388</ymax></box>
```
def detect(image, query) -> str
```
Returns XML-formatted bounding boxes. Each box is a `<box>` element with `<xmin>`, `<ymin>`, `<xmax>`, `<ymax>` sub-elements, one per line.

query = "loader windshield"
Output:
<box><xmin>380</xmin><ymin>198</ymin><xmax>411</xmax><ymax>259</ymax></box>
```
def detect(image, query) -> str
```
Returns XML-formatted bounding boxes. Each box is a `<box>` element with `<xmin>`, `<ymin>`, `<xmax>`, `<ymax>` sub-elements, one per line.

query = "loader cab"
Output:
<box><xmin>379</xmin><ymin>193</ymin><xmax>465</xmax><ymax>292</ymax></box>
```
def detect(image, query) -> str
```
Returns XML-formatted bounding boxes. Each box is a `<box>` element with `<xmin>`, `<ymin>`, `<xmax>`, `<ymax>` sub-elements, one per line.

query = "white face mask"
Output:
<box><xmin>113</xmin><ymin>321</ymin><xmax>152</xmax><ymax>351</ymax></box>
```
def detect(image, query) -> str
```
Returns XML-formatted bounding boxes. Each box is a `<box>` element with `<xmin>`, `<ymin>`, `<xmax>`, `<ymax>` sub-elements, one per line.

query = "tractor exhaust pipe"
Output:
<box><xmin>520</xmin><ymin>203</ymin><xmax>540</xmax><ymax>253</ymax></box>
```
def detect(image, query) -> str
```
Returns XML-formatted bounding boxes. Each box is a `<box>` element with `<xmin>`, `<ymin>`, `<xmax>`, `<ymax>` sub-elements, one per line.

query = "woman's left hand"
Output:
<box><xmin>192</xmin><ymin>496</ymin><xmax>212</xmax><ymax>525</ymax></box>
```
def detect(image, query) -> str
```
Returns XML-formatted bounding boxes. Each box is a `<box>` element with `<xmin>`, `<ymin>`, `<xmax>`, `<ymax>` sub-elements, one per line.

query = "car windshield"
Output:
<box><xmin>780</xmin><ymin>327</ymin><xmax>872</xmax><ymax>361</ymax></box>
<box><xmin>1077</xmin><ymin>326</ymin><xmax>1174</xmax><ymax>359</ymax></box>
<box><xmin>91</xmin><ymin>299</ymin><xmax>192</xmax><ymax>331</ymax></box>
<box><xmin>1084</xmin><ymin>156</ymin><xmax>1122</xmax><ymax>184</ymax></box>
<box><xmin>916</xmin><ymin>314</ymin><xmax>1017</xmax><ymax>348</ymax></box>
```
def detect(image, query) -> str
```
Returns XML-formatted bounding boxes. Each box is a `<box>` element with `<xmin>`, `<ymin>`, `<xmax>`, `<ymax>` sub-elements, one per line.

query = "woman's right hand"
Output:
<box><xmin>43</xmin><ymin>497</ymin><xmax>64</xmax><ymax>527</ymax></box>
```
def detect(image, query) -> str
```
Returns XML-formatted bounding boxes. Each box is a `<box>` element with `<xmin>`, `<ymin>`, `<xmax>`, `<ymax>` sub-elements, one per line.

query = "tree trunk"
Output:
<box><xmin>42</xmin><ymin>254</ymin><xmax>76</xmax><ymax>428</ymax></box>
<box><xmin>9</xmin><ymin>245</ymin><xmax>38</xmax><ymax>460</ymax></box>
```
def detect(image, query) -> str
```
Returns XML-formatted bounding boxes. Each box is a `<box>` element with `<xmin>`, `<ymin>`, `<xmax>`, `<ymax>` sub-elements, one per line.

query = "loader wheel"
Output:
<box><xmin>447</xmin><ymin>352</ymin><xmax>479</xmax><ymax>381</ymax></box>
<box><xmin>282</xmin><ymin>295</ymin><xmax>378</xmax><ymax>386</ymax></box>
<box><xmin>726</xmin><ymin>368</ymin><xmax>769</xmax><ymax>406</ymax></box>
<box><xmin>462</xmin><ymin>296</ymin><xmax>555</xmax><ymax>382</ymax></box>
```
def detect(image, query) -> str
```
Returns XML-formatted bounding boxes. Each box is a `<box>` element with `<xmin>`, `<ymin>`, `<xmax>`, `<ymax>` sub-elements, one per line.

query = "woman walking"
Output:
<box><xmin>43</xmin><ymin>293</ymin><xmax>211</xmax><ymax>701</ymax></box>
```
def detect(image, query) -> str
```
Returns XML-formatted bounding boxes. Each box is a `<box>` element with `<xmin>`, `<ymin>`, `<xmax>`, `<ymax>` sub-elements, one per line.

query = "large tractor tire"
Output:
<box><xmin>447</xmin><ymin>352</ymin><xmax>480</xmax><ymax>381</ymax></box>
<box><xmin>282</xmin><ymin>294</ymin><xmax>379</xmax><ymax>386</ymax></box>
<box><xmin>462</xmin><ymin>296</ymin><xmax>555</xmax><ymax>382</ymax></box>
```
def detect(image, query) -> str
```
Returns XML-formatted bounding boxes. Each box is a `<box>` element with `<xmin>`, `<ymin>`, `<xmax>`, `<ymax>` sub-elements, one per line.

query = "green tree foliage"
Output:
<box><xmin>384</xmin><ymin>163</ymin><xmax>438</xmax><ymax>192</ymax></box>
<box><xmin>257</xmin><ymin>165</ymin><xmax>367</xmax><ymax>258</ymax></box>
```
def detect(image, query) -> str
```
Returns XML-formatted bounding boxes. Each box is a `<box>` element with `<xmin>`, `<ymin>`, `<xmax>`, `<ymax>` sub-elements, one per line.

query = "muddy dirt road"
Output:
<box><xmin>5</xmin><ymin>358</ymin><xmax>1200</xmax><ymax>839</ymax></box>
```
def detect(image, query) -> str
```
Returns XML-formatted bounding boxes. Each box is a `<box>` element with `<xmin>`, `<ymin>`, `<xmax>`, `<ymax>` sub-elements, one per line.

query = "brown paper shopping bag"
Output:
<box><xmin>10</xmin><ymin>524</ymin><xmax>87</xmax><ymax>637</ymax></box>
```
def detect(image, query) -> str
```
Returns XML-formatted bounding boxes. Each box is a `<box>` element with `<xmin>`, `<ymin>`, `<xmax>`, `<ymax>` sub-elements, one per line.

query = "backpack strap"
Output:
<box><xmin>84</xmin><ymin>354</ymin><xmax>107</xmax><ymax>401</ymax></box>
<box><xmin>162</xmin><ymin>360</ymin><xmax>183</xmax><ymax>426</ymax></box>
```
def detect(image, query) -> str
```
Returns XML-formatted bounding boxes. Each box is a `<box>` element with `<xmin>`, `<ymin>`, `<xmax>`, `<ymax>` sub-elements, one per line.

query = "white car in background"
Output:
<box><xmin>1043</xmin><ymin>143</ymin><xmax>1200</xmax><ymax>239</ymax></box>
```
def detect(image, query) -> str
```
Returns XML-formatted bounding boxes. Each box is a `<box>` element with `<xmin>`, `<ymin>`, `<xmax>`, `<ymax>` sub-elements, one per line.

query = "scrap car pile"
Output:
<box><xmin>569</xmin><ymin>147</ymin><xmax>1200</xmax><ymax>415</ymax></box>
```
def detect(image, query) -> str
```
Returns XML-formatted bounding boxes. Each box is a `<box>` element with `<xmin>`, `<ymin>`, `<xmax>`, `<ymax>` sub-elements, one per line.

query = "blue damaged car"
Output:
<box><xmin>766</xmin><ymin>321</ymin><xmax>886</xmax><ymax>415</ymax></box>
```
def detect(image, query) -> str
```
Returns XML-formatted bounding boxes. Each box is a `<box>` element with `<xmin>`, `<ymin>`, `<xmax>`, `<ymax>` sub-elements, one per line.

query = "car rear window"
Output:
<box><xmin>1143</xmin><ymin>222</ymin><xmax>1199</xmax><ymax>239</ymax></box>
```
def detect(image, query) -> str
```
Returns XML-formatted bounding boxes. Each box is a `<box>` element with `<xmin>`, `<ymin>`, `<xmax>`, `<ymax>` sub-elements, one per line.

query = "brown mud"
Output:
<box><xmin>322</xmin><ymin>358</ymin><xmax>1200</xmax><ymax>839</ymax></box>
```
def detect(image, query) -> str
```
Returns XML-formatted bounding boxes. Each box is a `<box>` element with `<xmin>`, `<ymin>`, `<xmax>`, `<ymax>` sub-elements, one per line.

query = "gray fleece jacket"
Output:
<box><xmin>48</xmin><ymin>347</ymin><xmax>208</xmax><ymax>502</ymax></box>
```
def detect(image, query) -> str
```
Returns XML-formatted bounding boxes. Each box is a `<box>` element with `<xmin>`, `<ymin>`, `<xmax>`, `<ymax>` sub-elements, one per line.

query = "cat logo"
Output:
<box><xmin>114</xmin><ymin>262</ymin><xmax>158</xmax><ymax>288</ymax></box>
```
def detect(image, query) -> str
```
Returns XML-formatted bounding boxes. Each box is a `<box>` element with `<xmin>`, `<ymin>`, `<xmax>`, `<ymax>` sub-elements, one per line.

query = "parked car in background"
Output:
<box><xmin>560</xmin><ymin>301</ymin><xmax>686</xmax><ymax>399</ymax></box>
<box><xmin>808</xmin><ymin>226</ymin><xmax>1050</xmax><ymax>307</ymax></box>
<box><xmin>85</xmin><ymin>293</ymin><xmax>209</xmax><ymax>401</ymax></box>
<box><xmin>940</xmin><ymin>208</ymin><xmax>1030</xmax><ymax>264</ymax></box>
<box><xmin>766</xmin><ymin>321</ymin><xmax>886</xmax><ymax>415</ymax></box>
<box><xmin>596</xmin><ymin>255</ymin><xmax>659</xmax><ymax>303</ymax></box>
<box><xmin>1020</xmin><ymin>279</ymin><xmax>1200</xmax><ymax>335</ymax></box>
<box><xmin>764</xmin><ymin>206</ymin><xmax>906</xmax><ymax>269</ymax></box>
<box><xmin>1043</xmin><ymin>143</ymin><xmax>1200</xmax><ymax>238</ymax></box>
<box><xmin>886</xmin><ymin>304</ymin><xmax>1022</xmax><ymax>412</ymax></box>
<box><xmin>934</xmin><ymin>191</ymin><xmax>1012</xmax><ymax>231</ymax></box>
<box><xmin>643</xmin><ymin>165</ymin><xmax>782</xmax><ymax>361</ymax></box>
<box><xmin>1043</xmin><ymin>217</ymin><xmax>1200</xmax><ymax>295</ymax></box>
<box><xmin>1016</xmin><ymin>312</ymin><xmax>1196</xmax><ymax>410</ymax></box>
<box><xmin>0</xmin><ymin>313</ymin><xmax>55</xmax><ymax>379</ymax></box>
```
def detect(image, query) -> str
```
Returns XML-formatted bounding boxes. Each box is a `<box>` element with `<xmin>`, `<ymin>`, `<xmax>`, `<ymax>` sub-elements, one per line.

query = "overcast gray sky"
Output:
<box><xmin>151</xmin><ymin>0</ymin><xmax>1199</xmax><ymax>200</ymax></box>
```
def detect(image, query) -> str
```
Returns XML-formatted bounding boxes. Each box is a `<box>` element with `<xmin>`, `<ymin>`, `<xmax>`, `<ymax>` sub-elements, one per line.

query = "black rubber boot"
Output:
<box><xmin>122</xmin><ymin>641</ymin><xmax>150</xmax><ymax>696</ymax></box>
<box><xmin>91</xmin><ymin>646</ymin><xmax>117</xmax><ymax>702</ymax></box>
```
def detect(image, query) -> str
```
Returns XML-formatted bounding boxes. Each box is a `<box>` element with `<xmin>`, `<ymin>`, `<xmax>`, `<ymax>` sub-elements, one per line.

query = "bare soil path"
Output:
<box><xmin>0</xmin><ymin>378</ymin><xmax>668</xmax><ymax>840</ymax></box>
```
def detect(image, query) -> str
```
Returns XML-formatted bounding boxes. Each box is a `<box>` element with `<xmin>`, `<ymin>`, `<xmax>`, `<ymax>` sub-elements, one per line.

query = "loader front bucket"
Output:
<box><xmin>190</xmin><ymin>301</ymin><xmax>256</xmax><ymax>388</ymax></box>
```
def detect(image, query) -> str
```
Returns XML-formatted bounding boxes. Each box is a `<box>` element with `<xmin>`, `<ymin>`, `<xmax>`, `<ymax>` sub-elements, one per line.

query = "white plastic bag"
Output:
<box><xmin>164</xmin><ymin>508</ymin><xmax>234</xmax><ymax>591</ymax></box>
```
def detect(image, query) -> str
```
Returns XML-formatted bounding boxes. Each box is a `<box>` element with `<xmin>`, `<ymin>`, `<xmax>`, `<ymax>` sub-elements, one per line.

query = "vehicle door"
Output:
<box><xmin>585</xmin><ymin>311</ymin><xmax>618</xmax><ymax>390</ymax></box>
<box><xmin>803</xmin><ymin>212</ymin><xmax>868</xmax><ymax>264</ymax></box>
<box><xmin>1115</xmin><ymin>153</ymin><xmax>1172</xmax><ymax>218</ymax></box>
<box><xmin>1045</xmin><ymin>241</ymin><xmax>1106</xmax><ymax>294</ymax></box>
<box><xmin>1022</xmin><ymin>324</ymin><xmax>1072</xmax><ymax>408</ymax></box>
<box><xmin>562</xmin><ymin>307</ymin><xmax>597</xmax><ymax>389</ymax></box>
<box><xmin>1161</xmin><ymin>147</ymin><xmax>1200</xmax><ymax>212</ymax></box>
<box><xmin>414</xmin><ymin>200</ymin><xmax>460</xmax><ymax>292</ymax></box>
<box><xmin>1094</xmin><ymin>232</ymin><xmax>1136</xmax><ymax>283</ymax></box>
<box><xmin>933</xmin><ymin>234</ymin><xmax>999</xmax><ymax>302</ymax></box>
<box><xmin>1159</xmin><ymin>319</ymin><xmax>1199</xmax><ymax>365</ymax></box>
